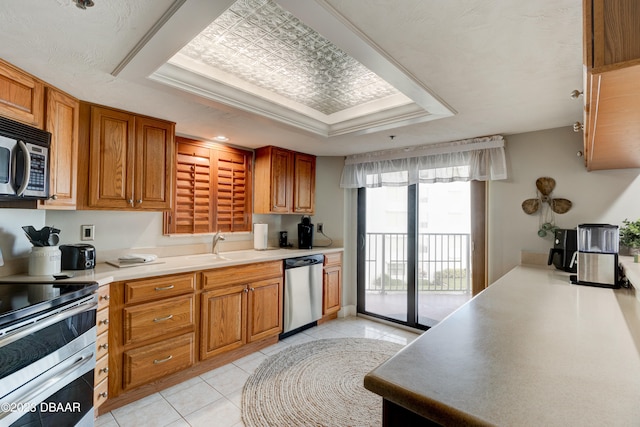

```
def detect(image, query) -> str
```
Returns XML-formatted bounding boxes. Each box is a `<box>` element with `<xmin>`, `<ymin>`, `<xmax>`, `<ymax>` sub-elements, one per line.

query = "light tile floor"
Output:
<box><xmin>95</xmin><ymin>316</ymin><xmax>421</xmax><ymax>427</ymax></box>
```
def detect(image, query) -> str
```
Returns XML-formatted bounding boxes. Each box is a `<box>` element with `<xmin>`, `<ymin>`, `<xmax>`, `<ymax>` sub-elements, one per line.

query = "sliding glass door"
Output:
<box><xmin>358</xmin><ymin>181</ymin><xmax>479</xmax><ymax>329</ymax></box>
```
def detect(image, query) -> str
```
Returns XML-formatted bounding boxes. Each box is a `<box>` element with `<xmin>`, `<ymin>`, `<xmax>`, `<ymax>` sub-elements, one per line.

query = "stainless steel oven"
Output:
<box><xmin>0</xmin><ymin>282</ymin><xmax>98</xmax><ymax>427</ymax></box>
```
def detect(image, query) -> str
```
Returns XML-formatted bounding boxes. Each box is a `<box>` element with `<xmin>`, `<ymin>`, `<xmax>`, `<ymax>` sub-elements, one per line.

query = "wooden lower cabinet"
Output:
<box><xmin>123</xmin><ymin>332</ymin><xmax>195</xmax><ymax>390</ymax></box>
<box><xmin>200</xmin><ymin>261</ymin><xmax>284</xmax><ymax>360</ymax></box>
<box><xmin>201</xmin><ymin>284</ymin><xmax>247</xmax><ymax>359</ymax></box>
<box><xmin>103</xmin><ymin>262</ymin><xmax>284</xmax><ymax>414</ymax></box>
<box><xmin>321</xmin><ymin>252</ymin><xmax>342</xmax><ymax>322</ymax></box>
<box><xmin>107</xmin><ymin>273</ymin><xmax>197</xmax><ymax>404</ymax></box>
<box><xmin>94</xmin><ymin>285</ymin><xmax>110</xmax><ymax>413</ymax></box>
<box><xmin>247</xmin><ymin>276</ymin><xmax>283</xmax><ymax>342</ymax></box>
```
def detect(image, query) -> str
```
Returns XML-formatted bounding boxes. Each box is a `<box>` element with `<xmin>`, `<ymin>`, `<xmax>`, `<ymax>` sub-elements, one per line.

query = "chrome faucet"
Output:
<box><xmin>212</xmin><ymin>232</ymin><xmax>225</xmax><ymax>255</ymax></box>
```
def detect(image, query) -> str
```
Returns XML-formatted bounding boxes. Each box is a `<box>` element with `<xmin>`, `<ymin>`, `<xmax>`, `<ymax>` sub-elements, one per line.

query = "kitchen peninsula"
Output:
<box><xmin>365</xmin><ymin>261</ymin><xmax>640</xmax><ymax>426</ymax></box>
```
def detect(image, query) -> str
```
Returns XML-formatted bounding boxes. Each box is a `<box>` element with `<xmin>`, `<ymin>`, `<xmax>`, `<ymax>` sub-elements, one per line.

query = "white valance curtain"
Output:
<box><xmin>340</xmin><ymin>135</ymin><xmax>507</xmax><ymax>188</ymax></box>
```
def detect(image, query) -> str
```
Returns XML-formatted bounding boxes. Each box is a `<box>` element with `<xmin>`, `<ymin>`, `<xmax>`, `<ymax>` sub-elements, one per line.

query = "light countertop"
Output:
<box><xmin>0</xmin><ymin>247</ymin><xmax>344</xmax><ymax>286</ymax></box>
<box><xmin>364</xmin><ymin>264</ymin><xmax>640</xmax><ymax>426</ymax></box>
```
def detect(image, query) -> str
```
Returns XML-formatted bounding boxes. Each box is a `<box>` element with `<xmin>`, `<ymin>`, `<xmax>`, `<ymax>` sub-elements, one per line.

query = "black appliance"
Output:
<box><xmin>547</xmin><ymin>228</ymin><xmax>577</xmax><ymax>273</ymax></box>
<box><xmin>0</xmin><ymin>115</ymin><xmax>51</xmax><ymax>200</ymax></box>
<box><xmin>60</xmin><ymin>244</ymin><xmax>96</xmax><ymax>270</ymax></box>
<box><xmin>279</xmin><ymin>231</ymin><xmax>290</xmax><ymax>248</ymax></box>
<box><xmin>297</xmin><ymin>216</ymin><xmax>314</xmax><ymax>249</ymax></box>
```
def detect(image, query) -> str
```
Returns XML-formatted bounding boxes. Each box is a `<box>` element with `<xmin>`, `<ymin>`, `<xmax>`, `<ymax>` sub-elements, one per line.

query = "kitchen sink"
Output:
<box><xmin>218</xmin><ymin>250</ymin><xmax>263</xmax><ymax>261</ymax></box>
<box><xmin>184</xmin><ymin>253</ymin><xmax>228</xmax><ymax>261</ymax></box>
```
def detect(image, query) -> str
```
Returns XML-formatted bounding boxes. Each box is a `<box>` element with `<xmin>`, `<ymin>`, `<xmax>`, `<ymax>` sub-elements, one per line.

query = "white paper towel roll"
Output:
<box><xmin>254</xmin><ymin>223</ymin><xmax>268</xmax><ymax>250</ymax></box>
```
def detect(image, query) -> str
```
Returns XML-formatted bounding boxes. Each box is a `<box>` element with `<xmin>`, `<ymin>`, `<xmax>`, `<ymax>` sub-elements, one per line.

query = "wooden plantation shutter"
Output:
<box><xmin>214</xmin><ymin>149</ymin><xmax>252</xmax><ymax>232</ymax></box>
<box><xmin>165</xmin><ymin>137</ymin><xmax>252</xmax><ymax>234</ymax></box>
<box><xmin>172</xmin><ymin>142</ymin><xmax>213</xmax><ymax>233</ymax></box>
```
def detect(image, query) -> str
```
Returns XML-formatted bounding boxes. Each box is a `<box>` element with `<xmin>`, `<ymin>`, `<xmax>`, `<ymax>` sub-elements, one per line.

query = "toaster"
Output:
<box><xmin>60</xmin><ymin>244</ymin><xmax>96</xmax><ymax>270</ymax></box>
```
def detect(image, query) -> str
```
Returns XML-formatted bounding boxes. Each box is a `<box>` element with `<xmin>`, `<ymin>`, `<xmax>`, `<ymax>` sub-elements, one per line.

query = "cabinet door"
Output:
<box><xmin>270</xmin><ymin>147</ymin><xmax>293</xmax><ymax>213</ymax></box>
<box><xmin>89</xmin><ymin>106</ymin><xmax>135</xmax><ymax>208</ymax></box>
<box><xmin>0</xmin><ymin>60</ymin><xmax>44</xmax><ymax>128</ymax></box>
<box><xmin>40</xmin><ymin>87</ymin><xmax>79</xmax><ymax>209</ymax></box>
<box><xmin>584</xmin><ymin>65</ymin><xmax>640</xmax><ymax>170</ymax></box>
<box><xmin>134</xmin><ymin>116</ymin><xmax>174</xmax><ymax>210</ymax></box>
<box><xmin>293</xmin><ymin>152</ymin><xmax>315</xmax><ymax>214</ymax></box>
<box><xmin>323</xmin><ymin>265</ymin><xmax>342</xmax><ymax>316</ymax></box>
<box><xmin>247</xmin><ymin>276</ymin><xmax>283</xmax><ymax>343</ymax></box>
<box><xmin>589</xmin><ymin>0</ymin><xmax>640</xmax><ymax>68</ymax></box>
<box><xmin>200</xmin><ymin>284</ymin><xmax>247</xmax><ymax>360</ymax></box>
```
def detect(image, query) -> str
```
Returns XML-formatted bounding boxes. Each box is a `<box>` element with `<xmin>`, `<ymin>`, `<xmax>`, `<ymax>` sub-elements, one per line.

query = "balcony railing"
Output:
<box><xmin>365</xmin><ymin>232</ymin><xmax>471</xmax><ymax>293</ymax></box>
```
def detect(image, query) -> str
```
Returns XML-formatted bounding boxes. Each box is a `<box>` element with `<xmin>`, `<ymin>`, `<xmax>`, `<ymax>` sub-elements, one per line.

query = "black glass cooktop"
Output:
<box><xmin>0</xmin><ymin>283</ymin><xmax>98</xmax><ymax>331</ymax></box>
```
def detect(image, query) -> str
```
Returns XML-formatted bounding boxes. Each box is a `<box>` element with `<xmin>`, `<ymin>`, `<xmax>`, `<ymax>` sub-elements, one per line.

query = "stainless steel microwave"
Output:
<box><xmin>0</xmin><ymin>116</ymin><xmax>51</xmax><ymax>200</ymax></box>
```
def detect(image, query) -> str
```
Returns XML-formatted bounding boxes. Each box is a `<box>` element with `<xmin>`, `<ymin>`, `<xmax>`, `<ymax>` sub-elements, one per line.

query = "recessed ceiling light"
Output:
<box><xmin>213</xmin><ymin>135</ymin><xmax>229</xmax><ymax>142</ymax></box>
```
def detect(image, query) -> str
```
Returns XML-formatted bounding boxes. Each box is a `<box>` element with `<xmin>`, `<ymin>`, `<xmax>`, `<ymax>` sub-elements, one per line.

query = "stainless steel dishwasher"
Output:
<box><xmin>281</xmin><ymin>254</ymin><xmax>324</xmax><ymax>338</ymax></box>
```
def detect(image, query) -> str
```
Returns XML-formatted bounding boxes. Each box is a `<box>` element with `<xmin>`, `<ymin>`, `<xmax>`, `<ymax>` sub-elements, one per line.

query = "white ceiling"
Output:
<box><xmin>0</xmin><ymin>0</ymin><xmax>583</xmax><ymax>157</ymax></box>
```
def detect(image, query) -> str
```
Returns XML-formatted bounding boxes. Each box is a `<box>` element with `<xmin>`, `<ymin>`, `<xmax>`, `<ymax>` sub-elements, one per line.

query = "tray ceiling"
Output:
<box><xmin>143</xmin><ymin>0</ymin><xmax>454</xmax><ymax>137</ymax></box>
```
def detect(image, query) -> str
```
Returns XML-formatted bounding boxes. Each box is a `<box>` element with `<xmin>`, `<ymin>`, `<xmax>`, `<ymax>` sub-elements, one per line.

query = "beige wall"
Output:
<box><xmin>2</xmin><ymin>126</ymin><xmax>640</xmax><ymax>303</ymax></box>
<box><xmin>0</xmin><ymin>156</ymin><xmax>346</xmax><ymax>273</ymax></box>
<box><xmin>488</xmin><ymin>126</ymin><xmax>640</xmax><ymax>282</ymax></box>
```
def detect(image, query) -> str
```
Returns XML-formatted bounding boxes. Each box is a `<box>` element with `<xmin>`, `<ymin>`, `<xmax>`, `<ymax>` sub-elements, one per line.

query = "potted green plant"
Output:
<box><xmin>619</xmin><ymin>218</ymin><xmax>640</xmax><ymax>255</ymax></box>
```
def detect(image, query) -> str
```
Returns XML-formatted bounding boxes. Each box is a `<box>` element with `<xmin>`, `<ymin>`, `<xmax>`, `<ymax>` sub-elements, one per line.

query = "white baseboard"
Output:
<box><xmin>338</xmin><ymin>304</ymin><xmax>356</xmax><ymax>318</ymax></box>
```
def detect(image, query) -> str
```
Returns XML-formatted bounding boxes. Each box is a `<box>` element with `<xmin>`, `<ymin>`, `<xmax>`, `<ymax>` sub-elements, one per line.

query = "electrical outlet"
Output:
<box><xmin>317</xmin><ymin>223</ymin><xmax>324</xmax><ymax>234</ymax></box>
<box><xmin>81</xmin><ymin>224</ymin><xmax>95</xmax><ymax>241</ymax></box>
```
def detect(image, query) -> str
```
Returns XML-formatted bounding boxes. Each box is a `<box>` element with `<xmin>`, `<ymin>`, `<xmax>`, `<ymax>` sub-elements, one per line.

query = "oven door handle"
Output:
<box><xmin>0</xmin><ymin>298</ymin><xmax>97</xmax><ymax>349</ymax></box>
<box><xmin>14</xmin><ymin>139</ymin><xmax>31</xmax><ymax>196</ymax></box>
<box><xmin>0</xmin><ymin>349</ymin><xmax>95</xmax><ymax>421</ymax></box>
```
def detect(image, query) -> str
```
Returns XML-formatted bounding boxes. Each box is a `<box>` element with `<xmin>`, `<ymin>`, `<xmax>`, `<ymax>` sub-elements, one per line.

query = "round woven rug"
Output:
<box><xmin>241</xmin><ymin>337</ymin><xmax>402</xmax><ymax>427</ymax></box>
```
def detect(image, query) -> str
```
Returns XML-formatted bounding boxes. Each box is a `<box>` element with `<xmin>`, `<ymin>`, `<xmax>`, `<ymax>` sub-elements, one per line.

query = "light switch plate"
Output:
<box><xmin>81</xmin><ymin>225</ymin><xmax>95</xmax><ymax>241</ymax></box>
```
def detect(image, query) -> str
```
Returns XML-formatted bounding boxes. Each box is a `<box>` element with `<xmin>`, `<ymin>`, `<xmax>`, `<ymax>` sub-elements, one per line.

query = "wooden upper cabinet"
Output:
<box><xmin>80</xmin><ymin>103</ymin><xmax>174</xmax><ymax>210</ymax></box>
<box><xmin>165</xmin><ymin>137</ymin><xmax>252</xmax><ymax>234</ymax></box>
<box><xmin>584</xmin><ymin>64</ymin><xmax>640</xmax><ymax>170</ymax></box>
<box><xmin>134</xmin><ymin>116</ymin><xmax>174</xmax><ymax>210</ymax></box>
<box><xmin>582</xmin><ymin>0</ymin><xmax>640</xmax><ymax>170</ymax></box>
<box><xmin>88</xmin><ymin>106</ymin><xmax>135</xmax><ymax>209</ymax></box>
<box><xmin>254</xmin><ymin>146</ymin><xmax>316</xmax><ymax>214</ymax></box>
<box><xmin>293</xmin><ymin>152</ymin><xmax>315</xmax><ymax>214</ymax></box>
<box><xmin>39</xmin><ymin>87</ymin><xmax>79</xmax><ymax>209</ymax></box>
<box><xmin>585</xmin><ymin>0</ymin><xmax>640</xmax><ymax>70</ymax></box>
<box><xmin>0</xmin><ymin>59</ymin><xmax>44</xmax><ymax>128</ymax></box>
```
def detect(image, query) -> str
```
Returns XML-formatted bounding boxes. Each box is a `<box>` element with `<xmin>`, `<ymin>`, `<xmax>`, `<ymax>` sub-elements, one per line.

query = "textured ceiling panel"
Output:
<box><xmin>177</xmin><ymin>0</ymin><xmax>399</xmax><ymax>115</ymax></box>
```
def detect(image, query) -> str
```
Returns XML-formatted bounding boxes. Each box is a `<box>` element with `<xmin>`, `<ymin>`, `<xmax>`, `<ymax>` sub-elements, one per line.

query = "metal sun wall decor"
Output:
<box><xmin>521</xmin><ymin>177</ymin><xmax>572</xmax><ymax>237</ymax></box>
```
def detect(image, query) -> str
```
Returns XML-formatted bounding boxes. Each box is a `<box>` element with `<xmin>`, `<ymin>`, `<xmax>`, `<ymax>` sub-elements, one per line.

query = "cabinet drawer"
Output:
<box><xmin>201</xmin><ymin>261</ymin><xmax>283</xmax><ymax>289</ymax></box>
<box><xmin>124</xmin><ymin>273</ymin><xmax>195</xmax><ymax>305</ymax></box>
<box><xmin>96</xmin><ymin>307</ymin><xmax>109</xmax><ymax>336</ymax></box>
<box><xmin>95</xmin><ymin>354</ymin><xmax>109</xmax><ymax>384</ymax></box>
<box><xmin>123</xmin><ymin>294</ymin><xmax>194</xmax><ymax>345</ymax></box>
<box><xmin>97</xmin><ymin>285</ymin><xmax>110</xmax><ymax>311</ymax></box>
<box><xmin>94</xmin><ymin>377</ymin><xmax>108</xmax><ymax>407</ymax></box>
<box><xmin>323</xmin><ymin>252</ymin><xmax>342</xmax><ymax>267</ymax></box>
<box><xmin>96</xmin><ymin>330</ymin><xmax>109</xmax><ymax>360</ymax></box>
<box><xmin>123</xmin><ymin>333</ymin><xmax>195</xmax><ymax>391</ymax></box>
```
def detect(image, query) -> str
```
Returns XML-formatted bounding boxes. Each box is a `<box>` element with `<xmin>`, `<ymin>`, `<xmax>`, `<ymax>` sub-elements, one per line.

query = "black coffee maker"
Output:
<box><xmin>547</xmin><ymin>228</ymin><xmax>577</xmax><ymax>273</ymax></box>
<box><xmin>297</xmin><ymin>216</ymin><xmax>314</xmax><ymax>249</ymax></box>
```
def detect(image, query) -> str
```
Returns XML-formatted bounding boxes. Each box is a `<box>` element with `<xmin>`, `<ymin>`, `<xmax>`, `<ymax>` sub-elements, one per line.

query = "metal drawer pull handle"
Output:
<box><xmin>99</xmin><ymin>343</ymin><xmax>109</xmax><ymax>350</ymax></box>
<box><xmin>99</xmin><ymin>392</ymin><xmax>108</xmax><ymax>398</ymax></box>
<box><xmin>155</xmin><ymin>285</ymin><xmax>175</xmax><ymax>291</ymax></box>
<box><xmin>154</xmin><ymin>355</ymin><xmax>173</xmax><ymax>364</ymax></box>
<box><xmin>100</xmin><ymin>319</ymin><xmax>109</xmax><ymax>325</ymax></box>
<box><xmin>100</xmin><ymin>295</ymin><xmax>110</xmax><ymax>301</ymax></box>
<box><xmin>100</xmin><ymin>367</ymin><xmax>109</xmax><ymax>374</ymax></box>
<box><xmin>153</xmin><ymin>314</ymin><xmax>173</xmax><ymax>323</ymax></box>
